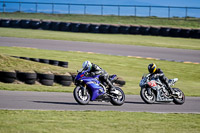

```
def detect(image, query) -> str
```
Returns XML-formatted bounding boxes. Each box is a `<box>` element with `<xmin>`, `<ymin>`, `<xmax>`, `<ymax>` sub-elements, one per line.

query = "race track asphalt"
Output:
<box><xmin>0</xmin><ymin>90</ymin><xmax>200</xmax><ymax>113</ymax></box>
<box><xmin>0</xmin><ymin>37</ymin><xmax>200</xmax><ymax>63</ymax></box>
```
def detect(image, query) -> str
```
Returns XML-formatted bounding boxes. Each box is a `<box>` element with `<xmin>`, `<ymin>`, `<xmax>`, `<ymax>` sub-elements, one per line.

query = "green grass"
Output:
<box><xmin>0</xmin><ymin>110</ymin><xmax>200</xmax><ymax>133</ymax></box>
<box><xmin>1</xmin><ymin>27</ymin><xmax>200</xmax><ymax>50</ymax></box>
<box><xmin>1</xmin><ymin>12</ymin><xmax>200</xmax><ymax>28</ymax></box>
<box><xmin>0</xmin><ymin>46</ymin><xmax>200</xmax><ymax>96</ymax></box>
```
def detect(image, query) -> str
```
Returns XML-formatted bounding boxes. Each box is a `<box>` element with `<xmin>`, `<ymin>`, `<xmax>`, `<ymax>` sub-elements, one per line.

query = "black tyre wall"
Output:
<box><xmin>139</xmin><ymin>27</ymin><xmax>150</xmax><ymax>35</ymax></box>
<box><xmin>190</xmin><ymin>29</ymin><xmax>200</xmax><ymax>38</ymax></box>
<box><xmin>49</xmin><ymin>60</ymin><xmax>59</xmax><ymax>66</ymax></box>
<box><xmin>0</xmin><ymin>71</ymin><xmax>16</xmax><ymax>83</ymax></box>
<box><xmin>1</xmin><ymin>19</ymin><xmax>10</xmax><ymax>27</ymax></box>
<box><xmin>129</xmin><ymin>26</ymin><xmax>140</xmax><ymax>34</ymax></box>
<box><xmin>79</xmin><ymin>24</ymin><xmax>90</xmax><ymax>32</ymax></box>
<box><xmin>30</xmin><ymin>20</ymin><xmax>41</xmax><ymax>29</ymax></box>
<box><xmin>169</xmin><ymin>28</ymin><xmax>181</xmax><ymax>37</ymax></box>
<box><xmin>50</xmin><ymin>22</ymin><xmax>60</xmax><ymax>31</ymax></box>
<box><xmin>99</xmin><ymin>25</ymin><xmax>110</xmax><ymax>33</ymax></box>
<box><xmin>109</xmin><ymin>25</ymin><xmax>119</xmax><ymax>34</ymax></box>
<box><xmin>40</xmin><ymin>21</ymin><xmax>51</xmax><ymax>30</ymax></box>
<box><xmin>16</xmin><ymin>72</ymin><xmax>37</xmax><ymax>85</ymax></box>
<box><xmin>39</xmin><ymin>59</ymin><xmax>49</xmax><ymax>64</ymax></box>
<box><xmin>20</xmin><ymin>20</ymin><xmax>30</xmax><ymax>28</ymax></box>
<box><xmin>180</xmin><ymin>29</ymin><xmax>191</xmax><ymax>38</ymax></box>
<box><xmin>159</xmin><ymin>28</ymin><xmax>171</xmax><ymax>36</ymax></box>
<box><xmin>10</xmin><ymin>20</ymin><xmax>21</xmax><ymax>28</ymax></box>
<box><xmin>59</xmin><ymin>22</ymin><xmax>71</xmax><ymax>31</ymax></box>
<box><xmin>58</xmin><ymin>61</ymin><xmax>68</xmax><ymax>68</ymax></box>
<box><xmin>89</xmin><ymin>24</ymin><xmax>100</xmax><ymax>33</ymax></box>
<box><xmin>119</xmin><ymin>26</ymin><xmax>130</xmax><ymax>34</ymax></box>
<box><xmin>70</xmin><ymin>23</ymin><xmax>80</xmax><ymax>32</ymax></box>
<box><xmin>149</xmin><ymin>27</ymin><xmax>160</xmax><ymax>36</ymax></box>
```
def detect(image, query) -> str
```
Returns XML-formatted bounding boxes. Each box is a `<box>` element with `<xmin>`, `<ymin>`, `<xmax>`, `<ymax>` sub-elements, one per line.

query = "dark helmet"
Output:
<box><xmin>148</xmin><ymin>63</ymin><xmax>157</xmax><ymax>73</ymax></box>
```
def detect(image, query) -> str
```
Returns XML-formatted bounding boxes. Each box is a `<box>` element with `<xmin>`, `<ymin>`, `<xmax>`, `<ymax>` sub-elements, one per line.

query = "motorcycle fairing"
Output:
<box><xmin>81</xmin><ymin>77</ymin><xmax>106</xmax><ymax>101</ymax></box>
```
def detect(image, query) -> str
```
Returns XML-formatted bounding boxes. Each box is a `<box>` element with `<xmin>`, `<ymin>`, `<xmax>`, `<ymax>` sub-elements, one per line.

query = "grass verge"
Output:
<box><xmin>0</xmin><ymin>110</ymin><xmax>200</xmax><ymax>133</ymax></box>
<box><xmin>0</xmin><ymin>46</ymin><xmax>199</xmax><ymax>96</ymax></box>
<box><xmin>0</xmin><ymin>27</ymin><xmax>200</xmax><ymax>50</ymax></box>
<box><xmin>1</xmin><ymin>12</ymin><xmax>200</xmax><ymax>28</ymax></box>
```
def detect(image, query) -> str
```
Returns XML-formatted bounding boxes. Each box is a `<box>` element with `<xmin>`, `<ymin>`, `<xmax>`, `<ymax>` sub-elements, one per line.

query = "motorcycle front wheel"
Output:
<box><xmin>110</xmin><ymin>87</ymin><xmax>125</xmax><ymax>106</ymax></box>
<box><xmin>73</xmin><ymin>86</ymin><xmax>90</xmax><ymax>105</ymax></box>
<box><xmin>173</xmin><ymin>88</ymin><xmax>185</xmax><ymax>105</ymax></box>
<box><xmin>140</xmin><ymin>88</ymin><xmax>156</xmax><ymax>104</ymax></box>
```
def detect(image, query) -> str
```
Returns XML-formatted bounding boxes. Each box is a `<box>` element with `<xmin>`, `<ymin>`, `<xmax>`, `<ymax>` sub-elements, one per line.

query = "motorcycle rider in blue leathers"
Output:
<box><xmin>82</xmin><ymin>61</ymin><xmax>118</xmax><ymax>94</ymax></box>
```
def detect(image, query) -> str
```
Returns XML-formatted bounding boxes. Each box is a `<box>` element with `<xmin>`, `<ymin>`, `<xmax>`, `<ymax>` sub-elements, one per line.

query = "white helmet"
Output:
<box><xmin>82</xmin><ymin>61</ymin><xmax>92</xmax><ymax>71</ymax></box>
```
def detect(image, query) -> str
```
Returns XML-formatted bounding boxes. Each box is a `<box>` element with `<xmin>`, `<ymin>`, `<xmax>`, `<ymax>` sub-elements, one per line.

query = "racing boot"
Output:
<box><xmin>167</xmin><ymin>84</ymin><xmax>175</xmax><ymax>95</ymax></box>
<box><xmin>106</xmin><ymin>79</ymin><xmax>119</xmax><ymax>95</ymax></box>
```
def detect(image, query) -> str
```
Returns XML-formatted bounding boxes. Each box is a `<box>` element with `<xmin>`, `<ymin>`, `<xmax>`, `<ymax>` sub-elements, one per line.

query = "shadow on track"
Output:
<box><xmin>33</xmin><ymin>101</ymin><xmax>112</xmax><ymax>106</ymax></box>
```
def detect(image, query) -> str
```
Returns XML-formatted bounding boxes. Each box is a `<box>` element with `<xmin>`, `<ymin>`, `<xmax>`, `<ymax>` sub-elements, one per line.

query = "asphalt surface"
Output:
<box><xmin>0</xmin><ymin>37</ymin><xmax>200</xmax><ymax>63</ymax></box>
<box><xmin>0</xmin><ymin>90</ymin><xmax>199</xmax><ymax>113</ymax></box>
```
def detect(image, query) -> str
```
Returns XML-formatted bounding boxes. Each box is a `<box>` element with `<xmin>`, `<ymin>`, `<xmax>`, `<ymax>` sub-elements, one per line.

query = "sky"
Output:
<box><xmin>1</xmin><ymin>0</ymin><xmax>200</xmax><ymax>7</ymax></box>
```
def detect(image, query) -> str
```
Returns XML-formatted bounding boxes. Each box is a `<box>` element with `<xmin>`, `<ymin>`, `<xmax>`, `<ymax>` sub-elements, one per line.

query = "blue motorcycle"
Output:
<box><xmin>73</xmin><ymin>70</ymin><xmax>125</xmax><ymax>106</ymax></box>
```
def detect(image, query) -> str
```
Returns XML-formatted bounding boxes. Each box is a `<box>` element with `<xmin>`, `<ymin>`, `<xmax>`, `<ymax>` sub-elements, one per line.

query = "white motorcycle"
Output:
<box><xmin>139</xmin><ymin>74</ymin><xmax>185</xmax><ymax>104</ymax></box>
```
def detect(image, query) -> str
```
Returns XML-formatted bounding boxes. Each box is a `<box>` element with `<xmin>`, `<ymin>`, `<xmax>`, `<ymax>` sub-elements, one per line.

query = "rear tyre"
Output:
<box><xmin>110</xmin><ymin>87</ymin><xmax>125</xmax><ymax>106</ymax></box>
<box><xmin>73</xmin><ymin>86</ymin><xmax>90</xmax><ymax>105</ymax></box>
<box><xmin>140</xmin><ymin>88</ymin><xmax>156</xmax><ymax>104</ymax></box>
<box><xmin>173</xmin><ymin>88</ymin><xmax>185</xmax><ymax>105</ymax></box>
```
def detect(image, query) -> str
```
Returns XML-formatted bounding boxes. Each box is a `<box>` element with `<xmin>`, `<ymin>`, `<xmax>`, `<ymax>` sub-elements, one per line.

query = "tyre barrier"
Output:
<box><xmin>129</xmin><ymin>26</ymin><xmax>140</xmax><ymax>34</ymax></box>
<box><xmin>0</xmin><ymin>71</ymin><xmax>16</xmax><ymax>83</ymax></box>
<box><xmin>119</xmin><ymin>26</ymin><xmax>130</xmax><ymax>34</ymax></box>
<box><xmin>16</xmin><ymin>72</ymin><xmax>37</xmax><ymax>85</ymax></box>
<box><xmin>0</xmin><ymin>18</ymin><xmax>199</xmax><ymax>38</ymax></box>
<box><xmin>37</xmin><ymin>73</ymin><xmax>54</xmax><ymax>86</ymax></box>
<box><xmin>54</xmin><ymin>75</ymin><xmax>72</xmax><ymax>86</ymax></box>
<box><xmin>12</xmin><ymin>56</ymin><xmax>69</xmax><ymax>68</ymax></box>
<box><xmin>109</xmin><ymin>25</ymin><xmax>119</xmax><ymax>34</ymax></box>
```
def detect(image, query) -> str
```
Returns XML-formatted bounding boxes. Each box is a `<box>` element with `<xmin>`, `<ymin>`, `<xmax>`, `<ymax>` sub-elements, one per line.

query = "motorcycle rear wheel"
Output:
<box><xmin>73</xmin><ymin>86</ymin><xmax>90</xmax><ymax>105</ymax></box>
<box><xmin>173</xmin><ymin>88</ymin><xmax>185</xmax><ymax>105</ymax></box>
<box><xmin>110</xmin><ymin>87</ymin><xmax>125</xmax><ymax>106</ymax></box>
<box><xmin>140</xmin><ymin>88</ymin><xmax>156</xmax><ymax>104</ymax></box>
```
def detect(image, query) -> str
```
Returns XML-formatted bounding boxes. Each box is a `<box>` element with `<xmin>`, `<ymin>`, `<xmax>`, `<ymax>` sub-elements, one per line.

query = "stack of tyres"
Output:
<box><xmin>99</xmin><ymin>25</ymin><xmax>110</xmax><ymax>33</ymax></box>
<box><xmin>39</xmin><ymin>59</ymin><xmax>49</xmax><ymax>64</ymax></box>
<box><xmin>17</xmin><ymin>72</ymin><xmax>37</xmax><ymax>85</ymax></box>
<box><xmin>10</xmin><ymin>20</ymin><xmax>20</xmax><ymax>28</ymax></box>
<box><xmin>79</xmin><ymin>23</ymin><xmax>90</xmax><ymax>32</ymax></box>
<box><xmin>129</xmin><ymin>26</ymin><xmax>140</xmax><ymax>34</ymax></box>
<box><xmin>190</xmin><ymin>29</ymin><xmax>200</xmax><ymax>38</ymax></box>
<box><xmin>54</xmin><ymin>75</ymin><xmax>72</xmax><ymax>86</ymax></box>
<box><xmin>139</xmin><ymin>26</ymin><xmax>150</xmax><ymax>35</ymax></box>
<box><xmin>20</xmin><ymin>20</ymin><xmax>30</xmax><ymax>28</ymax></box>
<box><xmin>70</xmin><ymin>23</ymin><xmax>80</xmax><ymax>32</ymax></box>
<box><xmin>37</xmin><ymin>73</ymin><xmax>54</xmax><ymax>86</ymax></box>
<box><xmin>119</xmin><ymin>26</ymin><xmax>130</xmax><ymax>34</ymax></box>
<box><xmin>109</xmin><ymin>25</ymin><xmax>119</xmax><ymax>34</ymax></box>
<box><xmin>169</xmin><ymin>28</ymin><xmax>181</xmax><ymax>37</ymax></box>
<box><xmin>180</xmin><ymin>29</ymin><xmax>191</xmax><ymax>38</ymax></box>
<box><xmin>58</xmin><ymin>61</ymin><xmax>68</xmax><ymax>68</ymax></box>
<box><xmin>60</xmin><ymin>22</ymin><xmax>71</xmax><ymax>31</ymax></box>
<box><xmin>50</xmin><ymin>22</ymin><xmax>60</xmax><ymax>31</ymax></box>
<box><xmin>49</xmin><ymin>60</ymin><xmax>59</xmax><ymax>66</ymax></box>
<box><xmin>40</xmin><ymin>21</ymin><xmax>51</xmax><ymax>30</ymax></box>
<box><xmin>159</xmin><ymin>27</ymin><xmax>171</xmax><ymax>36</ymax></box>
<box><xmin>30</xmin><ymin>58</ymin><xmax>39</xmax><ymax>62</ymax></box>
<box><xmin>89</xmin><ymin>24</ymin><xmax>100</xmax><ymax>33</ymax></box>
<box><xmin>0</xmin><ymin>19</ymin><xmax>10</xmax><ymax>27</ymax></box>
<box><xmin>0</xmin><ymin>71</ymin><xmax>16</xmax><ymax>83</ymax></box>
<box><xmin>30</xmin><ymin>20</ymin><xmax>41</xmax><ymax>29</ymax></box>
<box><xmin>149</xmin><ymin>27</ymin><xmax>160</xmax><ymax>36</ymax></box>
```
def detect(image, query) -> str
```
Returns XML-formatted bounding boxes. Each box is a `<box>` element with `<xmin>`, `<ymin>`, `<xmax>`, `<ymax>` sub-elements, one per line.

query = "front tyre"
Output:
<box><xmin>110</xmin><ymin>87</ymin><xmax>125</xmax><ymax>106</ymax></box>
<box><xmin>73</xmin><ymin>86</ymin><xmax>90</xmax><ymax>105</ymax></box>
<box><xmin>140</xmin><ymin>88</ymin><xmax>156</xmax><ymax>104</ymax></box>
<box><xmin>173</xmin><ymin>88</ymin><xmax>185</xmax><ymax>105</ymax></box>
